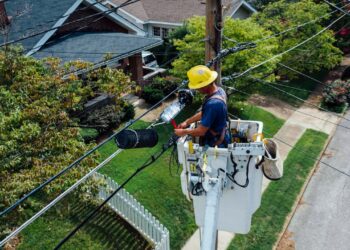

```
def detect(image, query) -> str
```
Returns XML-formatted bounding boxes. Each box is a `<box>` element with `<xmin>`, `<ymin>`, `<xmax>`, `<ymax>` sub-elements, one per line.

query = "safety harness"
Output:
<box><xmin>201</xmin><ymin>88</ymin><xmax>228</xmax><ymax>146</ymax></box>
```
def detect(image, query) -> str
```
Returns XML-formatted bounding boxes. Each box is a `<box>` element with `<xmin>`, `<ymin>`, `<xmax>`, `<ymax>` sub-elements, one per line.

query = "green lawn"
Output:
<box><xmin>229</xmin><ymin>102</ymin><xmax>285</xmax><ymax>137</ymax></box>
<box><xmin>98</xmin><ymin>103</ymin><xmax>284</xmax><ymax>249</ymax></box>
<box><xmin>18</xmin><ymin>202</ymin><xmax>151</xmax><ymax>250</ymax></box>
<box><xmin>258</xmin><ymin>72</ymin><xmax>327</xmax><ymax>106</ymax></box>
<box><xmin>228</xmin><ymin>129</ymin><xmax>328</xmax><ymax>250</ymax></box>
<box><xmin>14</xmin><ymin>102</ymin><xmax>285</xmax><ymax>250</ymax></box>
<box><xmin>98</xmin><ymin>106</ymin><xmax>199</xmax><ymax>250</ymax></box>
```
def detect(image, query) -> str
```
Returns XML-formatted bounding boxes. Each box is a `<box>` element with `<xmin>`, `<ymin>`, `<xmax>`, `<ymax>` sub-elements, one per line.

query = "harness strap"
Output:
<box><xmin>206</xmin><ymin>94</ymin><xmax>227</xmax><ymax>146</ymax></box>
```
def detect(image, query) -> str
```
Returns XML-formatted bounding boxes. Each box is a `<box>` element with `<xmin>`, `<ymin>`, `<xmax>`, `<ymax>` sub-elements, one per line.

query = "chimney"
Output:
<box><xmin>0</xmin><ymin>2</ymin><xmax>10</xmax><ymax>27</ymax></box>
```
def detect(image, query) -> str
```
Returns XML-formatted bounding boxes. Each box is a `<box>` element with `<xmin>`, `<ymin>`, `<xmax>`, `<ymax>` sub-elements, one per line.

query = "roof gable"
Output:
<box><xmin>2</xmin><ymin>0</ymin><xmax>145</xmax><ymax>54</ymax></box>
<box><xmin>3</xmin><ymin>0</ymin><xmax>77</xmax><ymax>51</ymax></box>
<box><xmin>109</xmin><ymin>0</ymin><xmax>256</xmax><ymax>23</ymax></box>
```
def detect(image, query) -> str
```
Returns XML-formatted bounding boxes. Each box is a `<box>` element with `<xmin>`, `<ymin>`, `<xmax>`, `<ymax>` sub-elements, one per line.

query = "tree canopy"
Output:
<box><xmin>0</xmin><ymin>47</ymin><xmax>132</xmax><ymax>220</ymax></box>
<box><xmin>254</xmin><ymin>0</ymin><xmax>342</xmax><ymax>77</ymax></box>
<box><xmin>171</xmin><ymin>0</ymin><xmax>342</xmax><ymax>83</ymax></box>
<box><xmin>171</xmin><ymin>16</ymin><xmax>279</xmax><ymax>83</ymax></box>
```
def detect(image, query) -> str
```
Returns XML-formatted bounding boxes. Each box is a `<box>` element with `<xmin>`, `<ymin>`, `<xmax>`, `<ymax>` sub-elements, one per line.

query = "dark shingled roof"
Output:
<box><xmin>34</xmin><ymin>32</ymin><xmax>162</xmax><ymax>63</ymax></box>
<box><xmin>3</xmin><ymin>0</ymin><xmax>76</xmax><ymax>51</ymax></box>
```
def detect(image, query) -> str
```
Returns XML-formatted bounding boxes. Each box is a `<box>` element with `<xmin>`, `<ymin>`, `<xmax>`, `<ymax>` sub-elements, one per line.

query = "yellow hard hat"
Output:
<box><xmin>187</xmin><ymin>65</ymin><xmax>218</xmax><ymax>89</ymax></box>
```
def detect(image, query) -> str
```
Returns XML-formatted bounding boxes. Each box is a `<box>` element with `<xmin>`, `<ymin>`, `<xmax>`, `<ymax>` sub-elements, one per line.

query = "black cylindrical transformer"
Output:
<box><xmin>115</xmin><ymin>129</ymin><xmax>158</xmax><ymax>149</ymax></box>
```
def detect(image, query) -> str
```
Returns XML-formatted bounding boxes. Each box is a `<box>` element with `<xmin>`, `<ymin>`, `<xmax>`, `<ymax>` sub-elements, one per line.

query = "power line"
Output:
<box><xmin>0</xmin><ymin>0</ymin><xmax>141</xmax><ymax>49</ymax></box>
<box><xmin>6</xmin><ymin>0</ymin><xmax>107</xmax><ymax>36</ymax></box>
<box><xmin>54</xmin><ymin>136</ymin><xmax>177</xmax><ymax>249</ymax></box>
<box><xmin>250</xmin><ymin>76</ymin><xmax>350</xmax><ymax>123</ymax></box>
<box><xmin>324</xmin><ymin>0</ymin><xmax>350</xmax><ymax>17</ymax></box>
<box><xmin>222</xmin><ymin>13</ymin><xmax>346</xmax><ymax>82</ymax></box>
<box><xmin>252</xmin><ymin>2</ymin><xmax>350</xmax><ymax>44</ymax></box>
<box><xmin>32</xmin><ymin>2</ymin><xmax>350</xmax><ymax>81</ymax></box>
<box><xmin>0</xmin><ymin>41</ymin><xmax>252</xmax><ymax>218</ymax></box>
<box><xmin>225</xmin><ymin>84</ymin><xmax>350</xmax><ymax>131</ymax></box>
<box><xmin>0</xmin><ymin>79</ymin><xmax>185</xmax><ymax>218</ymax></box>
<box><xmin>227</xmin><ymin>111</ymin><xmax>350</xmax><ymax>178</ymax></box>
<box><xmin>266</xmin><ymin>81</ymin><xmax>313</xmax><ymax>93</ymax></box>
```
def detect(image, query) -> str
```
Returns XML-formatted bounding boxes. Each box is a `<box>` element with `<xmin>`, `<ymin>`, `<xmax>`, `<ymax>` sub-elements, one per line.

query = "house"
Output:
<box><xmin>0</xmin><ymin>0</ymin><xmax>163</xmax><ymax>83</ymax></box>
<box><xmin>105</xmin><ymin>0</ymin><xmax>257</xmax><ymax>39</ymax></box>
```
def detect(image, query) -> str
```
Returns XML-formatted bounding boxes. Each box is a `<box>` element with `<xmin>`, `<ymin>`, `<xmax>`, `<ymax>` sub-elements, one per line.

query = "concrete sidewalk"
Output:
<box><xmin>279</xmin><ymin>110</ymin><xmax>350</xmax><ymax>250</ymax></box>
<box><xmin>182</xmin><ymin>96</ymin><xmax>340</xmax><ymax>250</ymax></box>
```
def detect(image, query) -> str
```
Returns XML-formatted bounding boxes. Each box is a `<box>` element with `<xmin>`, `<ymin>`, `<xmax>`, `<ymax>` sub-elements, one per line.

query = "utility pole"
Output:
<box><xmin>205</xmin><ymin>0</ymin><xmax>223</xmax><ymax>84</ymax></box>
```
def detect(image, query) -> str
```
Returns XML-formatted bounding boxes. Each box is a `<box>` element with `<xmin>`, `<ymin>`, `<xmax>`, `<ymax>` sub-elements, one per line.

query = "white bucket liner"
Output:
<box><xmin>262</xmin><ymin>138</ymin><xmax>283</xmax><ymax>180</ymax></box>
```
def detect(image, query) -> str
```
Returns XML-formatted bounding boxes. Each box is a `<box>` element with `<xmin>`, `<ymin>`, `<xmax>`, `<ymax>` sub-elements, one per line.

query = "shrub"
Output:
<box><xmin>141</xmin><ymin>86</ymin><xmax>164</xmax><ymax>104</ymax></box>
<box><xmin>121</xmin><ymin>101</ymin><xmax>135</xmax><ymax>122</ymax></box>
<box><xmin>80</xmin><ymin>128</ymin><xmax>99</xmax><ymax>142</ymax></box>
<box><xmin>322</xmin><ymin>79</ymin><xmax>350</xmax><ymax>113</ymax></box>
<box><xmin>141</xmin><ymin>76</ymin><xmax>180</xmax><ymax>104</ymax></box>
<box><xmin>80</xmin><ymin>105</ymin><xmax>124</xmax><ymax>132</ymax></box>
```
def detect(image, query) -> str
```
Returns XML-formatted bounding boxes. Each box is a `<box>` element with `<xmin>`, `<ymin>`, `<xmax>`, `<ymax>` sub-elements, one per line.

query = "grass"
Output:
<box><xmin>98</xmin><ymin>103</ymin><xmax>284</xmax><ymax>249</ymax></box>
<box><xmin>18</xmin><ymin>202</ymin><xmax>151</xmax><ymax>250</ymax></box>
<box><xmin>229</xmin><ymin>103</ymin><xmax>285</xmax><ymax>137</ymax></box>
<box><xmin>254</xmin><ymin>71</ymin><xmax>327</xmax><ymax>107</ymax></box>
<box><xmin>13</xmin><ymin>101</ymin><xmax>285</xmax><ymax>250</ymax></box>
<box><xmin>98</xmin><ymin>105</ymin><xmax>199</xmax><ymax>250</ymax></box>
<box><xmin>228</xmin><ymin>129</ymin><xmax>328</xmax><ymax>250</ymax></box>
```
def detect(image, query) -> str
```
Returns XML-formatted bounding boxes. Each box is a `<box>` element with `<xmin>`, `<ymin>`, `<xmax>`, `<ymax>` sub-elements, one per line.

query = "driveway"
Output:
<box><xmin>281</xmin><ymin>110</ymin><xmax>350</xmax><ymax>250</ymax></box>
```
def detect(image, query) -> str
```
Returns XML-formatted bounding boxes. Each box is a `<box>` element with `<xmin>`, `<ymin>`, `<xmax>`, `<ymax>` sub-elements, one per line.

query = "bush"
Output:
<box><xmin>141</xmin><ymin>76</ymin><xmax>180</xmax><ymax>104</ymax></box>
<box><xmin>80</xmin><ymin>105</ymin><xmax>124</xmax><ymax>132</ymax></box>
<box><xmin>323</xmin><ymin>80</ymin><xmax>350</xmax><ymax>106</ymax></box>
<box><xmin>322</xmin><ymin>79</ymin><xmax>350</xmax><ymax>113</ymax></box>
<box><xmin>141</xmin><ymin>86</ymin><xmax>164</xmax><ymax>104</ymax></box>
<box><xmin>121</xmin><ymin>101</ymin><xmax>135</xmax><ymax>122</ymax></box>
<box><xmin>80</xmin><ymin>128</ymin><xmax>99</xmax><ymax>142</ymax></box>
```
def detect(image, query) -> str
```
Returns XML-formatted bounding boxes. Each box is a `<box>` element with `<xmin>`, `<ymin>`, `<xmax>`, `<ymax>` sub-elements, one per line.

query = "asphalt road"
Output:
<box><xmin>286</xmin><ymin>110</ymin><xmax>350</xmax><ymax>250</ymax></box>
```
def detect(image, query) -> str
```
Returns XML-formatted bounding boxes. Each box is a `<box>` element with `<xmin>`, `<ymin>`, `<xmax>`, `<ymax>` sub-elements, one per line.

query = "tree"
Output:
<box><xmin>0</xmin><ymin>46</ymin><xmax>133</xmax><ymax>232</ymax></box>
<box><xmin>254</xmin><ymin>0</ymin><xmax>342</xmax><ymax>78</ymax></box>
<box><xmin>170</xmin><ymin>16</ymin><xmax>279</xmax><ymax>86</ymax></box>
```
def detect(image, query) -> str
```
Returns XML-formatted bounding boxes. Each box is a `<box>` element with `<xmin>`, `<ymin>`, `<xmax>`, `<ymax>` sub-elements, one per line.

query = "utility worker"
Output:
<box><xmin>174</xmin><ymin>65</ymin><xmax>230</xmax><ymax>148</ymax></box>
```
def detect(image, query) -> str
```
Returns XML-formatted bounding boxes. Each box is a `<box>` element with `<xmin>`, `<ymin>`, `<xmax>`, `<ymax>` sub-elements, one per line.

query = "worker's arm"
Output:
<box><xmin>178</xmin><ymin>111</ymin><xmax>202</xmax><ymax>128</ymax></box>
<box><xmin>174</xmin><ymin>124</ymin><xmax>208</xmax><ymax>137</ymax></box>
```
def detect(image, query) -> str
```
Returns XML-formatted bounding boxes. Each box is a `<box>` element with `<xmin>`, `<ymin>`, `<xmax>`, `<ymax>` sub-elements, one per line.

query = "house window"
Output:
<box><xmin>162</xmin><ymin>28</ymin><xmax>169</xmax><ymax>38</ymax></box>
<box><xmin>153</xmin><ymin>27</ymin><xmax>161</xmax><ymax>37</ymax></box>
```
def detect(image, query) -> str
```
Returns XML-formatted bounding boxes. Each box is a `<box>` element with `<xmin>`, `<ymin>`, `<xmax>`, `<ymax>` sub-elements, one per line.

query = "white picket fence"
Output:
<box><xmin>95</xmin><ymin>173</ymin><xmax>170</xmax><ymax>250</ymax></box>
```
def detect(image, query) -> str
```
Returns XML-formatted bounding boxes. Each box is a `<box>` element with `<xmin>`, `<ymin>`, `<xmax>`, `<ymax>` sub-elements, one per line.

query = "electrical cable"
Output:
<box><xmin>54</xmin><ymin>135</ymin><xmax>177</xmax><ymax>249</ymax></box>
<box><xmin>0</xmin><ymin>119</ymin><xmax>162</xmax><ymax>247</ymax></box>
<box><xmin>227</xmin><ymin>111</ymin><xmax>350</xmax><ymax>179</ymax></box>
<box><xmin>0</xmin><ymin>0</ymin><xmax>141</xmax><ymax>49</ymax></box>
<box><xmin>0</xmin><ymin>41</ymin><xmax>249</xmax><ymax>218</ymax></box>
<box><xmin>22</xmin><ymin>0</ymin><xmax>144</xmax><ymax>57</ymax></box>
<box><xmin>227</xmin><ymin>155</ymin><xmax>252</xmax><ymax>188</ymax></box>
<box><xmin>266</xmin><ymin>81</ymin><xmax>313</xmax><ymax>93</ymax></box>
<box><xmin>0</xmin><ymin>81</ymin><xmax>185</xmax><ymax>218</ymax></box>
<box><xmin>324</xmin><ymin>0</ymin><xmax>350</xmax><ymax>17</ymax></box>
<box><xmin>6</xmin><ymin>0</ymin><xmax>109</xmax><ymax>35</ymax></box>
<box><xmin>25</xmin><ymin>2</ymin><xmax>349</xmax><ymax>80</ymax></box>
<box><xmin>224</xmin><ymin>84</ymin><xmax>350</xmax><ymax>130</ymax></box>
<box><xmin>261</xmin><ymin>20</ymin><xmax>350</xmax><ymax>87</ymax></box>
<box><xmin>250</xmin><ymin>76</ymin><xmax>350</xmax><ymax>123</ymax></box>
<box><xmin>222</xmin><ymin>13</ymin><xmax>346</xmax><ymax>82</ymax></box>
<box><xmin>252</xmin><ymin>2</ymin><xmax>350</xmax><ymax>44</ymax></box>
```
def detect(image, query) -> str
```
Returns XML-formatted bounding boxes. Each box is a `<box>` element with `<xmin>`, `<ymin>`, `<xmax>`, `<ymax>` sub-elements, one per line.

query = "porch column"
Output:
<box><xmin>129</xmin><ymin>53</ymin><xmax>143</xmax><ymax>85</ymax></box>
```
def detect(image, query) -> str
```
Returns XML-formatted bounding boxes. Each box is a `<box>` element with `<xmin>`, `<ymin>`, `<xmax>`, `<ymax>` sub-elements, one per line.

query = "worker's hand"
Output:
<box><xmin>174</xmin><ymin>128</ymin><xmax>187</xmax><ymax>137</ymax></box>
<box><xmin>177</xmin><ymin>121</ymin><xmax>188</xmax><ymax>129</ymax></box>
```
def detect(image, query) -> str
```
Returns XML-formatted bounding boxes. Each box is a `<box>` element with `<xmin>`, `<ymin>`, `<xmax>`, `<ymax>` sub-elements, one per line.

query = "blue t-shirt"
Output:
<box><xmin>201</xmin><ymin>88</ymin><xmax>230</xmax><ymax>147</ymax></box>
